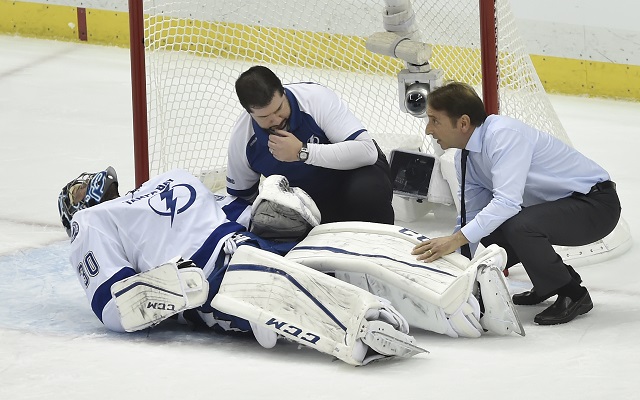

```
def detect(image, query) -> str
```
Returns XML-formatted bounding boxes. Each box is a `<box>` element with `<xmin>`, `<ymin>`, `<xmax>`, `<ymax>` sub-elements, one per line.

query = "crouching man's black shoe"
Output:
<box><xmin>512</xmin><ymin>289</ymin><xmax>549</xmax><ymax>305</ymax></box>
<box><xmin>533</xmin><ymin>290</ymin><xmax>593</xmax><ymax>325</ymax></box>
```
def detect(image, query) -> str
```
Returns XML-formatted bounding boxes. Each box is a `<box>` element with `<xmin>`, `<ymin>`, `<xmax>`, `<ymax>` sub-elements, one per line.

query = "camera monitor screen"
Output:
<box><xmin>389</xmin><ymin>150</ymin><xmax>436</xmax><ymax>199</ymax></box>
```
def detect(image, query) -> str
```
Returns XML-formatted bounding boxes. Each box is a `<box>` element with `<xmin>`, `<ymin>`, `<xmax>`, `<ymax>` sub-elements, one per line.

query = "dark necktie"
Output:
<box><xmin>460</xmin><ymin>149</ymin><xmax>472</xmax><ymax>258</ymax></box>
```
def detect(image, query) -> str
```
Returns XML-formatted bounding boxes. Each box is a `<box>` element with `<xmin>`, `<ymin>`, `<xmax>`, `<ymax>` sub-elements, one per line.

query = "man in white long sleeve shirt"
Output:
<box><xmin>226</xmin><ymin>65</ymin><xmax>394</xmax><ymax>224</ymax></box>
<box><xmin>412</xmin><ymin>82</ymin><xmax>621</xmax><ymax>326</ymax></box>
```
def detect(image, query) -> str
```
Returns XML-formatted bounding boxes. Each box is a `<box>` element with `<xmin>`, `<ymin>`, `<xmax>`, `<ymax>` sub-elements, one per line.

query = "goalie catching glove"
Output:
<box><xmin>249</xmin><ymin>175</ymin><xmax>321</xmax><ymax>241</ymax></box>
<box><xmin>110</xmin><ymin>258</ymin><xmax>209</xmax><ymax>332</ymax></box>
<box><xmin>211</xmin><ymin>245</ymin><xmax>426</xmax><ymax>365</ymax></box>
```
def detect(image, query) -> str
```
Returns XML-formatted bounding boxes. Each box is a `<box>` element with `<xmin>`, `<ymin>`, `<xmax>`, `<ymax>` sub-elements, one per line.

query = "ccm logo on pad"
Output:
<box><xmin>146</xmin><ymin>302</ymin><xmax>176</xmax><ymax>311</ymax></box>
<box><xmin>266</xmin><ymin>317</ymin><xmax>320</xmax><ymax>345</ymax></box>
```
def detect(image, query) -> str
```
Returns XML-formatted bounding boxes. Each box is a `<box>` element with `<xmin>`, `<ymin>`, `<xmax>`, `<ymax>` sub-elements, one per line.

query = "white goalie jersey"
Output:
<box><xmin>68</xmin><ymin>169</ymin><xmax>251</xmax><ymax>332</ymax></box>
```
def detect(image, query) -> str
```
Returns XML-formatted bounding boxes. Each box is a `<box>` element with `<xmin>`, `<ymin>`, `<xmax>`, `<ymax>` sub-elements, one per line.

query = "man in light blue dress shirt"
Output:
<box><xmin>412</xmin><ymin>82</ymin><xmax>621</xmax><ymax>326</ymax></box>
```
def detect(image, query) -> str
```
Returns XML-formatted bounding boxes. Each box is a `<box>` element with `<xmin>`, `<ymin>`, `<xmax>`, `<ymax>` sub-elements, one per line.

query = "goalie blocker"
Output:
<box><xmin>110</xmin><ymin>259</ymin><xmax>209</xmax><ymax>332</ymax></box>
<box><xmin>285</xmin><ymin>222</ymin><xmax>525</xmax><ymax>338</ymax></box>
<box><xmin>211</xmin><ymin>246</ymin><xmax>427</xmax><ymax>365</ymax></box>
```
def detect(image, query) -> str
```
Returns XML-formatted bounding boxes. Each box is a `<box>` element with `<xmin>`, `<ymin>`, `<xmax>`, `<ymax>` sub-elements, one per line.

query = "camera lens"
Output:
<box><xmin>406</xmin><ymin>92</ymin><xmax>426</xmax><ymax>114</ymax></box>
<box><xmin>404</xmin><ymin>83</ymin><xmax>430</xmax><ymax>117</ymax></box>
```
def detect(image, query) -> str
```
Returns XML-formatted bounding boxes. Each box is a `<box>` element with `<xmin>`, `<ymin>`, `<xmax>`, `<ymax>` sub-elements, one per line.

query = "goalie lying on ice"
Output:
<box><xmin>57</xmin><ymin>168</ymin><xmax>422</xmax><ymax>365</ymax></box>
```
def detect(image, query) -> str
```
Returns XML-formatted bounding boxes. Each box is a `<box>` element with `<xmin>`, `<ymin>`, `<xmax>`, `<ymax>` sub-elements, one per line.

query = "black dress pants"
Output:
<box><xmin>480</xmin><ymin>183</ymin><xmax>621</xmax><ymax>297</ymax></box>
<box><xmin>314</xmin><ymin>143</ymin><xmax>395</xmax><ymax>224</ymax></box>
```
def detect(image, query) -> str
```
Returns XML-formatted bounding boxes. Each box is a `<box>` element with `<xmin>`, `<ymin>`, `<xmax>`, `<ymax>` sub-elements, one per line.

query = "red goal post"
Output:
<box><xmin>129</xmin><ymin>0</ymin><xmax>148</xmax><ymax>186</ymax></box>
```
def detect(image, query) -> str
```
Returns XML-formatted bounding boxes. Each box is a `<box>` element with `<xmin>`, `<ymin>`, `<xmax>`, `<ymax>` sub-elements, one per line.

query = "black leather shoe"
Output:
<box><xmin>512</xmin><ymin>289</ymin><xmax>548</xmax><ymax>305</ymax></box>
<box><xmin>513</xmin><ymin>269</ymin><xmax>582</xmax><ymax>306</ymax></box>
<box><xmin>534</xmin><ymin>291</ymin><xmax>593</xmax><ymax>325</ymax></box>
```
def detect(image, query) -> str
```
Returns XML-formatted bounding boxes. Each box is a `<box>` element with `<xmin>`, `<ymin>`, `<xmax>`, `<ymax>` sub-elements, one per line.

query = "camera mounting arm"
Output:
<box><xmin>366</xmin><ymin>31</ymin><xmax>431</xmax><ymax>66</ymax></box>
<box><xmin>381</xmin><ymin>0</ymin><xmax>420</xmax><ymax>40</ymax></box>
<box><xmin>365</xmin><ymin>1</ymin><xmax>444</xmax><ymax>118</ymax></box>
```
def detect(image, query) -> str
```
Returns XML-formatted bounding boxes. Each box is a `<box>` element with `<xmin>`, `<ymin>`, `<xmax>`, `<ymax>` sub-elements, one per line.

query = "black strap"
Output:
<box><xmin>460</xmin><ymin>149</ymin><xmax>472</xmax><ymax>258</ymax></box>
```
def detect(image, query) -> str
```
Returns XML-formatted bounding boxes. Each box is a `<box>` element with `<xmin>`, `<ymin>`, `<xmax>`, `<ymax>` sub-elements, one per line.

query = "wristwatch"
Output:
<box><xmin>298</xmin><ymin>145</ymin><xmax>309</xmax><ymax>162</ymax></box>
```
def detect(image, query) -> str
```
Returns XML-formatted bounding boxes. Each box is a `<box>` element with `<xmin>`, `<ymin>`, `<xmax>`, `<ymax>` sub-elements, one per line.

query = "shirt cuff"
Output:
<box><xmin>460</xmin><ymin>220</ymin><xmax>485</xmax><ymax>245</ymax></box>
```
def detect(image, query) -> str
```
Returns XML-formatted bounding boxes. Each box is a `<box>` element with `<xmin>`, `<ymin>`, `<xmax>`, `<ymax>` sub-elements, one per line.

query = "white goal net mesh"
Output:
<box><xmin>138</xmin><ymin>0</ymin><xmax>568</xmax><ymax>188</ymax></box>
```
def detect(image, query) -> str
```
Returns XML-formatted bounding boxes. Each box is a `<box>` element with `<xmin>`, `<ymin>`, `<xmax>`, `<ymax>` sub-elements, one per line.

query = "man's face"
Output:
<box><xmin>249</xmin><ymin>91</ymin><xmax>291</xmax><ymax>131</ymax></box>
<box><xmin>425</xmin><ymin>106</ymin><xmax>464</xmax><ymax>150</ymax></box>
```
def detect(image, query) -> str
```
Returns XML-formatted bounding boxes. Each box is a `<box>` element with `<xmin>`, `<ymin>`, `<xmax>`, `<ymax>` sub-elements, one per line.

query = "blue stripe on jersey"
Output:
<box><xmin>286</xmin><ymin>87</ymin><xmax>365</xmax><ymax>142</ymax></box>
<box><xmin>290</xmin><ymin>245</ymin><xmax>456</xmax><ymax>277</ymax></box>
<box><xmin>92</xmin><ymin>267</ymin><xmax>136</xmax><ymax>322</ymax></box>
<box><xmin>190</xmin><ymin>221</ymin><xmax>245</xmax><ymax>269</ymax></box>
<box><xmin>221</xmin><ymin>197</ymin><xmax>250</xmax><ymax>221</ymax></box>
<box><xmin>227</xmin><ymin>182</ymin><xmax>259</xmax><ymax>199</ymax></box>
<box><xmin>284</xmin><ymin>87</ymin><xmax>326</xmax><ymax>138</ymax></box>
<box><xmin>227</xmin><ymin>263</ymin><xmax>348</xmax><ymax>332</ymax></box>
<box><xmin>345</xmin><ymin>129</ymin><xmax>367</xmax><ymax>141</ymax></box>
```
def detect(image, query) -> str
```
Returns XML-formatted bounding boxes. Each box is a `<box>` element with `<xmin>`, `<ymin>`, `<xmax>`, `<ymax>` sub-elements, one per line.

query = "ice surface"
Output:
<box><xmin>1</xmin><ymin>35</ymin><xmax>639</xmax><ymax>399</ymax></box>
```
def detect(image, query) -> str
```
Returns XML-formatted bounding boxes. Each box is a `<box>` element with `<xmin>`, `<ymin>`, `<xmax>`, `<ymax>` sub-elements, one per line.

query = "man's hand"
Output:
<box><xmin>268</xmin><ymin>129</ymin><xmax>303</xmax><ymax>162</ymax></box>
<box><xmin>411</xmin><ymin>230</ymin><xmax>469</xmax><ymax>262</ymax></box>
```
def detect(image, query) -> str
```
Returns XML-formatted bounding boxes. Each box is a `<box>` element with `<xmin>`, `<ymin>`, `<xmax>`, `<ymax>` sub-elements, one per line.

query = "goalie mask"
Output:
<box><xmin>58</xmin><ymin>166</ymin><xmax>120</xmax><ymax>236</ymax></box>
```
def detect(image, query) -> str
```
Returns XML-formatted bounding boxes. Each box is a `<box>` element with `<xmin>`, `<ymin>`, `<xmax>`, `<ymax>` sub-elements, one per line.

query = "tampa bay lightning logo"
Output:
<box><xmin>148</xmin><ymin>183</ymin><xmax>196</xmax><ymax>226</ymax></box>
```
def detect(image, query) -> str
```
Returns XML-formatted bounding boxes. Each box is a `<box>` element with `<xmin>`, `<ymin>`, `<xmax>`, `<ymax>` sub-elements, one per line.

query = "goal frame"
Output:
<box><xmin>128</xmin><ymin>0</ymin><xmax>501</xmax><ymax>187</ymax></box>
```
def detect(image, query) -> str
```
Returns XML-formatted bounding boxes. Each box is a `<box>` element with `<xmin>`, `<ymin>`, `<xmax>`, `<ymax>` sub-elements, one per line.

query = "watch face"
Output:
<box><xmin>299</xmin><ymin>147</ymin><xmax>309</xmax><ymax>161</ymax></box>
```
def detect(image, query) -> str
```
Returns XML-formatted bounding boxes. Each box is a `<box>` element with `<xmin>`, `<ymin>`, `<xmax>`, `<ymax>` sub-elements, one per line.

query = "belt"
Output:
<box><xmin>588</xmin><ymin>180</ymin><xmax>616</xmax><ymax>194</ymax></box>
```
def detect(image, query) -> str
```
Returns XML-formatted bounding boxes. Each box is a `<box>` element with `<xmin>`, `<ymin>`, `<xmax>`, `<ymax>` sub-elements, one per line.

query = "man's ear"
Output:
<box><xmin>458</xmin><ymin>114</ymin><xmax>473</xmax><ymax>134</ymax></box>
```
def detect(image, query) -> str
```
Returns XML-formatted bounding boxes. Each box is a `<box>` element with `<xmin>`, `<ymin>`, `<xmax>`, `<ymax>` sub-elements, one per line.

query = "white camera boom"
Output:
<box><xmin>366</xmin><ymin>31</ymin><xmax>443</xmax><ymax>118</ymax></box>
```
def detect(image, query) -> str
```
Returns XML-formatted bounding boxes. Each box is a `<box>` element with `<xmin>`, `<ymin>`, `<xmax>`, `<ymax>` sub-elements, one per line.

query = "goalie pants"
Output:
<box><xmin>313</xmin><ymin>141</ymin><xmax>394</xmax><ymax>225</ymax></box>
<box><xmin>480</xmin><ymin>183</ymin><xmax>621</xmax><ymax>298</ymax></box>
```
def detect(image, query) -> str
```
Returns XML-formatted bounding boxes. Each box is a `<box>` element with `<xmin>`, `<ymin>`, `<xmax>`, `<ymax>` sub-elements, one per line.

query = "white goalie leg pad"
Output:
<box><xmin>210</xmin><ymin>246</ymin><xmax>425</xmax><ymax>365</ymax></box>
<box><xmin>250</xmin><ymin>175</ymin><xmax>321</xmax><ymax>240</ymax></box>
<box><xmin>111</xmin><ymin>260</ymin><xmax>209</xmax><ymax>332</ymax></box>
<box><xmin>286</xmin><ymin>222</ymin><xmax>510</xmax><ymax>338</ymax></box>
<box><xmin>286</xmin><ymin>222</ymin><xmax>478</xmax><ymax>337</ymax></box>
<box><xmin>464</xmin><ymin>244</ymin><xmax>525</xmax><ymax>336</ymax></box>
<box><xmin>445</xmin><ymin>293</ymin><xmax>483</xmax><ymax>338</ymax></box>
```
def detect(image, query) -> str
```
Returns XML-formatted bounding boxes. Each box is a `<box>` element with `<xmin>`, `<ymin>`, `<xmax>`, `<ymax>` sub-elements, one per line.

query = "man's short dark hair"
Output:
<box><xmin>235</xmin><ymin>65</ymin><xmax>285</xmax><ymax>112</ymax></box>
<box><xmin>427</xmin><ymin>81</ymin><xmax>487</xmax><ymax>126</ymax></box>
